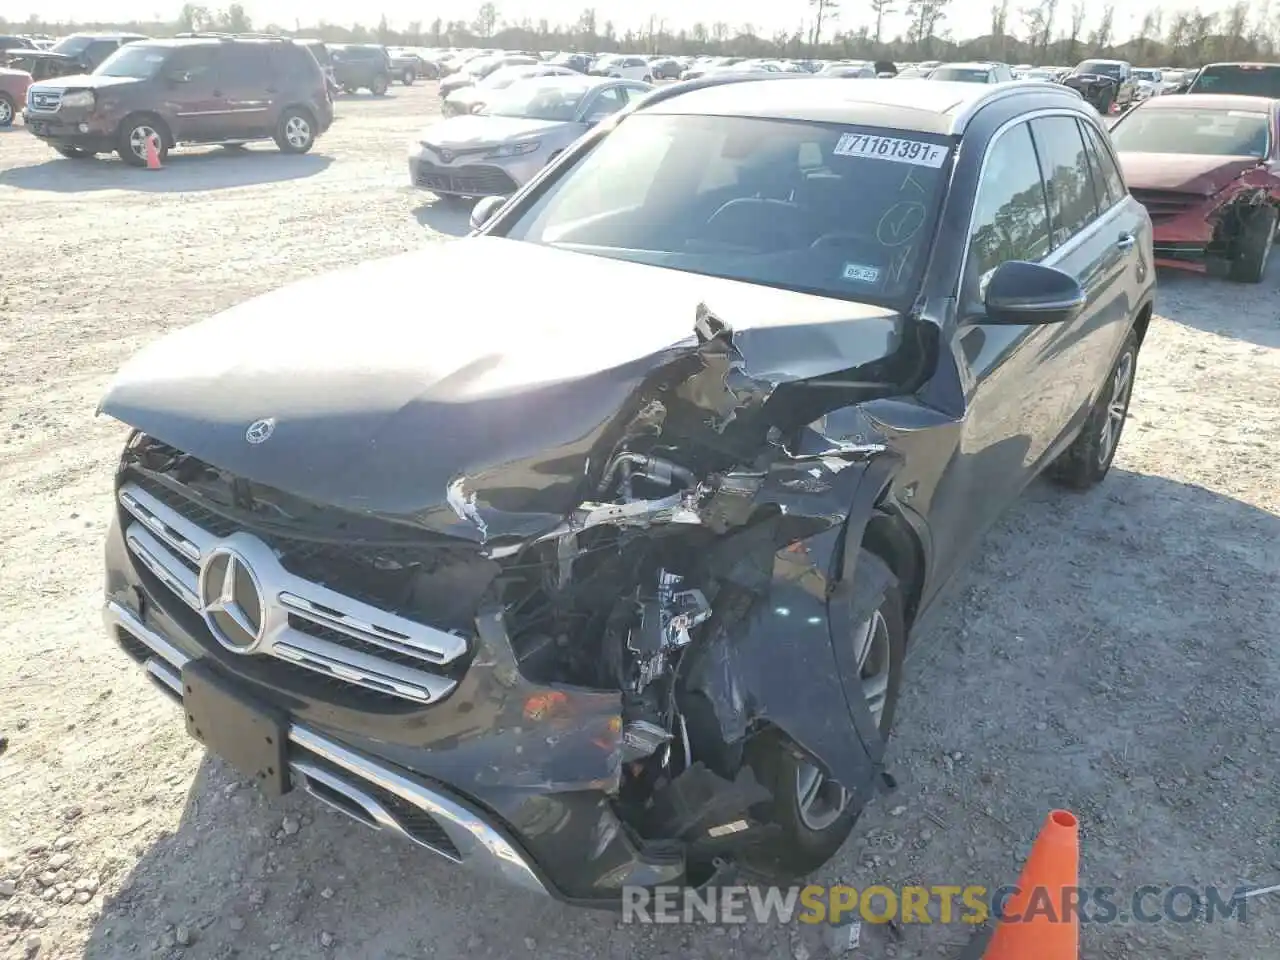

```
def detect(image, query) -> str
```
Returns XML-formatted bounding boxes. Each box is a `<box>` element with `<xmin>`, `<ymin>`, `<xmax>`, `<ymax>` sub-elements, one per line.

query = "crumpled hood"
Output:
<box><xmin>29</xmin><ymin>73</ymin><xmax>140</xmax><ymax>92</ymax></box>
<box><xmin>100</xmin><ymin>238</ymin><xmax>902</xmax><ymax>542</ymax></box>
<box><xmin>421</xmin><ymin>113</ymin><xmax>568</xmax><ymax>147</ymax></box>
<box><xmin>1119</xmin><ymin>151</ymin><xmax>1263</xmax><ymax>194</ymax></box>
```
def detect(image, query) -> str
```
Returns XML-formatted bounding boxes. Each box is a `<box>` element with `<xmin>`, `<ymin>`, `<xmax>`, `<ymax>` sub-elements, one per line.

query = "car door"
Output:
<box><xmin>925</xmin><ymin>120</ymin><xmax>1060</xmax><ymax>580</ymax></box>
<box><xmin>1026</xmin><ymin>114</ymin><xmax>1141</xmax><ymax>453</ymax></box>
<box><xmin>214</xmin><ymin>44</ymin><xmax>276</xmax><ymax>139</ymax></box>
<box><xmin>164</xmin><ymin>45</ymin><xmax>226</xmax><ymax>141</ymax></box>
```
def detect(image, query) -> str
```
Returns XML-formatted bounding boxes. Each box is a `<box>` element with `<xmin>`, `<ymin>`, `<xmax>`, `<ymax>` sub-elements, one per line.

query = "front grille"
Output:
<box><xmin>118</xmin><ymin>479</ymin><xmax>470</xmax><ymax>705</ymax></box>
<box><xmin>28</xmin><ymin>89</ymin><xmax>61</xmax><ymax>113</ymax></box>
<box><xmin>414</xmin><ymin>162</ymin><xmax>517</xmax><ymax>196</ymax></box>
<box><xmin>1129</xmin><ymin>188</ymin><xmax>1202</xmax><ymax>224</ymax></box>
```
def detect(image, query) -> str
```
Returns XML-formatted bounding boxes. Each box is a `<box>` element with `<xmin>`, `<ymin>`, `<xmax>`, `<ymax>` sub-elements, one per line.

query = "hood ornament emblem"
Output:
<box><xmin>245</xmin><ymin>418</ymin><xmax>276</xmax><ymax>444</ymax></box>
<box><xmin>438</xmin><ymin>148</ymin><xmax>455</xmax><ymax>162</ymax></box>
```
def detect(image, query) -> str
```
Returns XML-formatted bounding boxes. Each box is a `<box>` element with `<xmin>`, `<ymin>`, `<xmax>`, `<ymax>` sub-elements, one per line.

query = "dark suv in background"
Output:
<box><xmin>327</xmin><ymin>43</ymin><xmax>392</xmax><ymax>95</ymax></box>
<box><xmin>24</xmin><ymin>36</ymin><xmax>332</xmax><ymax>165</ymax></box>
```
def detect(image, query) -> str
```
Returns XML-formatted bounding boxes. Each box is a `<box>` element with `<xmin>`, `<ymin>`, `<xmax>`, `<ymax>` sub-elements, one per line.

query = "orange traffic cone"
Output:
<box><xmin>145</xmin><ymin>134</ymin><xmax>162</xmax><ymax>170</ymax></box>
<box><xmin>983</xmin><ymin>809</ymin><xmax>1080</xmax><ymax>960</ymax></box>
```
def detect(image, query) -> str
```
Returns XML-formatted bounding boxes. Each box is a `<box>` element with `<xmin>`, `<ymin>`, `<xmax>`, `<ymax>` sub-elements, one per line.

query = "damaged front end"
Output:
<box><xmin>1133</xmin><ymin>174</ymin><xmax>1279</xmax><ymax>273</ymax></box>
<box><xmin>452</xmin><ymin>305</ymin><xmax>909</xmax><ymax>894</ymax></box>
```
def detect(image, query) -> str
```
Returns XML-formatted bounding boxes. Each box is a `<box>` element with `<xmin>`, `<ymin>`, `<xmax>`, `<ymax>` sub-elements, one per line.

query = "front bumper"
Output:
<box><xmin>105</xmin><ymin>599</ymin><xmax>549</xmax><ymax>895</ymax></box>
<box><xmin>408</xmin><ymin>145</ymin><xmax>535</xmax><ymax>196</ymax></box>
<box><xmin>104</xmin><ymin>501</ymin><xmax>692</xmax><ymax>905</ymax></box>
<box><xmin>22</xmin><ymin>111</ymin><xmax>115</xmax><ymax>151</ymax></box>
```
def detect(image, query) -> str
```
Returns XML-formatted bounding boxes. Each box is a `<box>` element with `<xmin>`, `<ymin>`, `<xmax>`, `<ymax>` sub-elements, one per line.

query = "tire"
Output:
<box><xmin>54</xmin><ymin>146</ymin><xmax>94</xmax><ymax>159</ymax></box>
<box><xmin>742</xmin><ymin>549</ymin><xmax>905</xmax><ymax>880</ymax></box>
<box><xmin>1228</xmin><ymin>204</ymin><xmax>1277</xmax><ymax>283</ymax></box>
<box><xmin>401</xmin><ymin>68</ymin><xmax>416</xmax><ymax>85</ymax></box>
<box><xmin>643</xmin><ymin>74</ymin><xmax>653</xmax><ymax>83</ymax></box>
<box><xmin>1048</xmin><ymin>329</ymin><xmax>1138</xmax><ymax>490</ymax></box>
<box><xmin>116</xmin><ymin>114</ymin><xmax>168</xmax><ymax>167</ymax></box>
<box><xmin>0</xmin><ymin>93</ymin><xmax>14</xmax><ymax>128</ymax></box>
<box><xmin>273</xmin><ymin>108</ymin><xmax>316</xmax><ymax>155</ymax></box>
<box><xmin>371</xmin><ymin>74</ymin><xmax>390</xmax><ymax>96</ymax></box>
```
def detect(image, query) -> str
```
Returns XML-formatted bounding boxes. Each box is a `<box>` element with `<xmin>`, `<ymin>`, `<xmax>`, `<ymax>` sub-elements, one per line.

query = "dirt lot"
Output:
<box><xmin>1</xmin><ymin>83</ymin><xmax>1278</xmax><ymax>960</ymax></box>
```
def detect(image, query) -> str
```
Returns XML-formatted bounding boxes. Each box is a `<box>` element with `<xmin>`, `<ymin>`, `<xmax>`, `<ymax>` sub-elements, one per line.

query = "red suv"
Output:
<box><xmin>0</xmin><ymin>64</ymin><xmax>30</xmax><ymax>126</ymax></box>
<box><xmin>23</xmin><ymin>36</ymin><xmax>333</xmax><ymax>165</ymax></box>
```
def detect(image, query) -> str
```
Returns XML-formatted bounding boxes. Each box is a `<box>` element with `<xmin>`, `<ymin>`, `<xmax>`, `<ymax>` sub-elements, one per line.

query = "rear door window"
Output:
<box><xmin>217</xmin><ymin>45</ymin><xmax>272</xmax><ymax>86</ymax></box>
<box><xmin>1029</xmin><ymin>116</ymin><xmax>1100</xmax><ymax>247</ymax></box>
<box><xmin>1080</xmin><ymin>121</ymin><xmax>1126</xmax><ymax>208</ymax></box>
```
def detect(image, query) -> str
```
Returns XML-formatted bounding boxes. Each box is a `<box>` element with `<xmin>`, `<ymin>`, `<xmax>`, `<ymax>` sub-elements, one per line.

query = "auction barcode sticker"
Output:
<box><xmin>833</xmin><ymin>133</ymin><xmax>948</xmax><ymax>167</ymax></box>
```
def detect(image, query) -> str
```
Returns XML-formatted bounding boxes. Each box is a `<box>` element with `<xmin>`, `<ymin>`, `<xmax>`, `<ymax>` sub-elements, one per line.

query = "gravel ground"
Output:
<box><xmin>1</xmin><ymin>84</ymin><xmax>1278</xmax><ymax>960</ymax></box>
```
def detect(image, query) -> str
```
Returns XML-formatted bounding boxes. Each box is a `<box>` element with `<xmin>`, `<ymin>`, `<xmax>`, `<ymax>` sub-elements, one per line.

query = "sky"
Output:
<box><xmin>23</xmin><ymin>0</ymin><xmax>1256</xmax><ymax>43</ymax></box>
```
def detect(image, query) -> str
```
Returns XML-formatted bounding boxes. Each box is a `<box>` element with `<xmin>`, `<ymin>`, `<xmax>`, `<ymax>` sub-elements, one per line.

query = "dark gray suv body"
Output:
<box><xmin>24</xmin><ymin>37</ymin><xmax>333</xmax><ymax>165</ymax></box>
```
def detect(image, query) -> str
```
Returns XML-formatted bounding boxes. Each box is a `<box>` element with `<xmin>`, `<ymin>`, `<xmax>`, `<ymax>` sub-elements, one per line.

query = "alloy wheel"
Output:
<box><xmin>0</xmin><ymin>99</ymin><xmax>12</xmax><ymax>126</ymax></box>
<box><xmin>793</xmin><ymin>609</ymin><xmax>892</xmax><ymax>831</ymax></box>
<box><xmin>284</xmin><ymin>115</ymin><xmax>312</xmax><ymax>149</ymax></box>
<box><xmin>1097</xmin><ymin>349</ymin><xmax>1134</xmax><ymax>467</ymax></box>
<box><xmin>128</xmin><ymin>125</ymin><xmax>160</xmax><ymax>160</ymax></box>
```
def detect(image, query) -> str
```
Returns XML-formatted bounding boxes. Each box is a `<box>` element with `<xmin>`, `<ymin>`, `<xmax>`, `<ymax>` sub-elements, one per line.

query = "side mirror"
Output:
<box><xmin>470</xmin><ymin>194</ymin><xmax>507</xmax><ymax>231</ymax></box>
<box><xmin>983</xmin><ymin>260</ymin><xmax>1086</xmax><ymax>325</ymax></box>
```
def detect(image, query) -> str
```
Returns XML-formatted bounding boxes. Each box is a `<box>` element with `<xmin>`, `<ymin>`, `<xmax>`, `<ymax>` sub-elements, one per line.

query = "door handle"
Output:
<box><xmin>1116</xmin><ymin>233</ymin><xmax>1136</xmax><ymax>252</ymax></box>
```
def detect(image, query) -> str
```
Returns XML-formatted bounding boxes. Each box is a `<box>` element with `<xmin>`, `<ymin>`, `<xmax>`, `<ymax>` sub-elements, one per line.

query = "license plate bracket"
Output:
<box><xmin>182</xmin><ymin>659</ymin><xmax>290</xmax><ymax>797</ymax></box>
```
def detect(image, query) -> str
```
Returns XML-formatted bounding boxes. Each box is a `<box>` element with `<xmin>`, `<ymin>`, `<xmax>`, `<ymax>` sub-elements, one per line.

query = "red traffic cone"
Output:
<box><xmin>982</xmin><ymin>809</ymin><xmax>1080</xmax><ymax>960</ymax></box>
<box><xmin>145</xmin><ymin>134</ymin><xmax>162</xmax><ymax>170</ymax></box>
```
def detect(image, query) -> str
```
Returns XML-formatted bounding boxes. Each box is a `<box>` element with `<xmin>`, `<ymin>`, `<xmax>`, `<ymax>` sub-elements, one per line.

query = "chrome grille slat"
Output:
<box><xmin>118</xmin><ymin>481</ymin><xmax>465</xmax><ymax>703</ymax></box>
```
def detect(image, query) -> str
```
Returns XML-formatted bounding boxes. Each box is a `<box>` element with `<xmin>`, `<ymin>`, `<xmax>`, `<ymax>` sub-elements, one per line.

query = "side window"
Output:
<box><xmin>966</xmin><ymin>122</ymin><xmax>1052</xmax><ymax>291</ymax></box>
<box><xmin>1029</xmin><ymin>116</ymin><xmax>1099</xmax><ymax>247</ymax></box>
<box><xmin>168</xmin><ymin>46</ymin><xmax>217</xmax><ymax>80</ymax></box>
<box><xmin>583</xmin><ymin>87</ymin><xmax>626</xmax><ymax>121</ymax></box>
<box><xmin>86</xmin><ymin>40</ymin><xmax>119</xmax><ymax>66</ymax></box>
<box><xmin>217</xmin><ymin>46</ymin><xmax>272</xmax><ymax>85</ymax></box>
<box><xmin>620</xmin><ymin>85</ymin><xmax>650</xmax><ymax>104</ymax></box>
<box><xmin>1081</xmin><ymin>122</ymin><xmax>1127</xmax><ymax>205</ymax></box>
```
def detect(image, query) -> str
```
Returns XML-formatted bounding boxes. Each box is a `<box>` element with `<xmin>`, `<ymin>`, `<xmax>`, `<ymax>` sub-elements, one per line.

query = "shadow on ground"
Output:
<box><xmin>78</xmin><ymin>470</ymin><xmax>1280</xmax><ymax>959</ymax></box>
<box><xmin>1153</xmin><ymin>257</ymin><xmax>1280</xmax><ymax>349</ymax></box>
<box><xmin>413</xmin><ymin>198</ymin><xmax>472</xmax><ymax>237</ymax></box>
<box><xmin>0</xmin><ymin>148</ymin><xmax>333</xmax><ymax>194</ymax></box>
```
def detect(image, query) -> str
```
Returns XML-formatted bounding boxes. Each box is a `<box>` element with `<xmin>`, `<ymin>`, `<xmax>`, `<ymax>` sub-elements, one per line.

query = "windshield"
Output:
<box><xmin>503</xmin><ymin>114</ymin><xmax>949</xmax><ymax>308</ymax></box>
<box><xmin>1133</xmin><ymin>69</ymin><xmax>1159</xmax><ymax>82</ymax></box>
<box><xmin>1189</xmin><ymin>65</ymin><xmax>1280</xmax><ymax>97</ymax></box>
<box><xmin>1076</xmin><ymin>60</ymin><xmax>1122</xmax><ymax>78</ymax></box>
<box><xmin>931</xmin><ymin>66</ymin><xmax>989</xmax><ymax>82</ymax></box>
<box><xmin>1111</xmin><ymin>108</ymin><xmax>1270</xmax><ymax>157</ymax></box>
<box><xmin>52</xmin><ymin>35</ymin><xmax>92</xmax><ymax>56</ymax></box>
<box><xmin>94</xmin><ymin>44</ymin><xmax>168</xmax><ymax>78</ymax></box>
<box><xmin>484</xmin><ymin>79</ymin><xmax>590</xmax><ymax>120</ymax></box>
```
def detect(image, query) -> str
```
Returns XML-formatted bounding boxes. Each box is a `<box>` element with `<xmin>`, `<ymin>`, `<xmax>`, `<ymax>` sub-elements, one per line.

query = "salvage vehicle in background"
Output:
<box><xmin>101</xmin><ymin>75</ymin><xmax>1153</xmax><ymax>904</ymax></box>
<box><xmin>1112</xmin><ymin>94</ymin><xmax>1279</xmax><ymax>281</ymax></box>
<box><xmin>1063</xmin><ymin>59</ymin><xmax>1138</xmax><ymax>113</ymax></box>
<box><xmin>412</xmin><ymin>75</ymin><xmax>651</xmax><ymax>199</ymax></box>
<box><xmin>387</xmin><ymin>47</ymin><xmax>422</xmax><ymax>85</ymax></box>
<box><xmin>0</xmin><ymin>64</ymin><xmax>31</xmax><ymax>126</ymax></box>
<box><xmin>1185</xmin><ymin>62</ymin><xmax>1280</xmax><ymax>99</ymax></box>
<box><xmin>438</xmin><ymin>53</ymin><xmax>540</xmax><ymax>97</ymax></box>
<box><xmin>23</xmin><ymin>36</ymin><xmax>332</xmax><ymax>165</ymax></box>
<box><xmin>589</xmin><ymin>54</ymin><xmax>654</xmax><ymax>81</ymax></box>
<box><xmin>926</xmin><ymin>61</ymin><xmax>1016</xmax><ymax>83</ymax></box>
<box><xmin>441</xmin><ymin>64</ymin><xmax>579</xmax><ymax>117</ymax></box>
<box><xmin>327</xmin><ymin>42</ymin><xmax>392</xmax><ymax>95</ymax></box>
<box><xmin>1132</xmin><ymin>68</ymin><xmax>1164</xmax><ymax>100</ymax></box>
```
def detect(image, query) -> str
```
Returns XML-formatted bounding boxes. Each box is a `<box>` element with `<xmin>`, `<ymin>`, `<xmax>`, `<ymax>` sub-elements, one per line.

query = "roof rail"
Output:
<box><xmin>949</xmin><ymin>79</ymin><xmax>1090</xmax><ymax>133</ymax></box>
<box><xmin>173</xmin><ymin>31</ymin><xmax>293</xmax><ymax>42</ymax></box>
<box><xmin>631</xmin><ymin>70</ymin><xmax>811</xmax><ymax>112</ymax></box>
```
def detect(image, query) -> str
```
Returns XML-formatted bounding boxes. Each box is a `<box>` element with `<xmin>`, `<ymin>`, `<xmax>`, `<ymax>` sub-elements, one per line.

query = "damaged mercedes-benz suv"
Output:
<box><xmin>100</xmin><ymin>76</ymin><xmax>1155</xmax><ymax>903</ymax></box>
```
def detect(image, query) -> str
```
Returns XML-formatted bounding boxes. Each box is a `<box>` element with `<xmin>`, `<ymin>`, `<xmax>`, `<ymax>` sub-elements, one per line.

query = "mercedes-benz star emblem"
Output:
<box><xmin>438</xmin><ymin>149</ymin><xmax>454</xmax><ymax>163</ymax></box>
<box><xmin>198</xmin><ymin>547</ymin><xmax>265</xmax><ymax>652</ymax></box>
<box><xmin>245</xmin><ymin>417</ymin><xmax>276</xmax><ymax>444</ymax></box>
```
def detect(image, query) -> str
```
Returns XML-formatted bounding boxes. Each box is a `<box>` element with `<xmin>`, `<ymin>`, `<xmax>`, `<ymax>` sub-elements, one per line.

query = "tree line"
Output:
<box><xmin>3</xmin><ymin>1</ymin><xmax>1279</xmax><ymax>68</ymax></box>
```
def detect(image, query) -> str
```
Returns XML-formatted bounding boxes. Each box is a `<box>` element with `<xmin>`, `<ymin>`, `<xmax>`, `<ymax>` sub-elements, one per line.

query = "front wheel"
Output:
<box><xmin>371</xmin><ymin>74</ymin><xmax>390</xmax><ymax>96</ymax></box>
<box><xmin>116</xmin><ymin>115</ymin><xmax>168</xmax><ymax>167</ymax></box>
<box><xmin>1228</xmin><ymin>204</ymin><xmax>1276</xmax><ymax>283</ymax></box>
<box><xmin>1048</xmin><ymin>329</ymin><xmax>1138</xmax><ymax>490</ymax></box>
<box><xmin>274</xmin><ymin>108</ymin><xmax>316</xmax><ymax>154</ymax></box>
<box><xmin>742</xmin><ymin>549</ymin><xmax>905</xmax><ymax>879</ymax></box>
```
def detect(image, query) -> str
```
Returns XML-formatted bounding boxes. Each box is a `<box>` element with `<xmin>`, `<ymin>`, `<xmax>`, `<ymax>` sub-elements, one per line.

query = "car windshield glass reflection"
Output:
<box><xmin>1112</xmin><ymin>109</ymin><xmax>1270</xmax><ymax>157</ymax></box>
<box><xmin>1077</xmin><ymin>60</ymin><xmax>1122</xmax><ymax>78</ymax></box>
<box><xmin>483</xmin><ymin>80</ymin><xmax>591</xmax><ymax>120</ymax></box>
<box><xmin>505</xmin><ymin>113</ymin><xmax>950</xmax><ymax>309</ymax></box>
<box><xmin>52</xmin><ymin>36</ymin><xmax>93</xmax><ymax>56</ymax></box>
<box><xmin>1190</xmin><ymin>65</ymin><xmax>1280</xmax><ymax>97</ymax></box>
<box><xmin>94</xmin><ymin>45</ymin><xmax>168</xmax><ymax>78</ymax></box>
